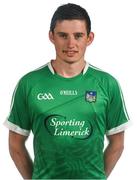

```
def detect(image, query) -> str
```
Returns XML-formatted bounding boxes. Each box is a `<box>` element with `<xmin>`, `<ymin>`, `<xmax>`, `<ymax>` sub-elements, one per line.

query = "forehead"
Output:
<box><xmin>54</xmin><ymin>20</ymin><xmax>87</xmax><ymax>33</ymax></box>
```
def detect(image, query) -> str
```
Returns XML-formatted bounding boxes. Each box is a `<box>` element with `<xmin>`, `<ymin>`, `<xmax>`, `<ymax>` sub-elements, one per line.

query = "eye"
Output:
<box><xmin>74</xmin><ymin>33</ymin><xmax>83</xmax><ymax>40</ymax></box>
<box><xmin>58</xmin><ymin>33</ymin><xmax>68</xmax><ymax>39</ymax></box>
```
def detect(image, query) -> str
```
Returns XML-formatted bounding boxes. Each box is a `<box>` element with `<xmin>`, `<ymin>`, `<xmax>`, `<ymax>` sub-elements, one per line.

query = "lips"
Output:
<box><xmin>63</xmin><ymin>50</ymin><xmax>78</xmax><ymax>56</ymax></box>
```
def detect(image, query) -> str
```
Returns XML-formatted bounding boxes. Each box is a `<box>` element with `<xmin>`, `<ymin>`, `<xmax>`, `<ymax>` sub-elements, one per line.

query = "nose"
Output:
<box><xmin>67</xmin><ymin>36</ymin><xmax>75</xmax><ymax>48</ymax></box>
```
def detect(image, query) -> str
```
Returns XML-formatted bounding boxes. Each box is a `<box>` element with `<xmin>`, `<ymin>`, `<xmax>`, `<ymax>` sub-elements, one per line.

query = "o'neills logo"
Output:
<box><xmin>60</xmin><ymin>90</ymin><xmax>78</xmax><ymax>96</ymax></box>
<box><xmin>44</xmin><ymin>114</ymin><xmax>93</xmax><ymax>139</ymax></box>
<box><xmin>37</xmin><ymin>93</ymin><xmax>54</xmax><ymax>100</ymax></box>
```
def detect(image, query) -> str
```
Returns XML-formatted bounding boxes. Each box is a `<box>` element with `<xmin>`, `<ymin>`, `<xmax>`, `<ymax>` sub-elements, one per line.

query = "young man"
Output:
<box><xmin>4</xmin><ymin>3</ymin><xmax>130</xmax><ymax>180</ymax></box>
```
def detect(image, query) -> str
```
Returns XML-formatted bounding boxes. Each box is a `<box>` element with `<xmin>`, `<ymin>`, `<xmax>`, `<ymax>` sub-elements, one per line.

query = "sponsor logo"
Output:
<box><xmin>44</xmin><ymin>114</ymin><xmax>93</xmax><ymax>139</ymax></box>
<box><xmin>85</xmin><ymin>91</ymin><xmax>97</xmax><ymax>102</ymax></box>
<box><xmin>37</xmin><ymin>93</ymin><xmax>54</xmax><ymax>100</ymax></box>
<box><xmin>60</xmin><ymin>90</ymin><xmax>78</xmax><ymax>96</ymax></box>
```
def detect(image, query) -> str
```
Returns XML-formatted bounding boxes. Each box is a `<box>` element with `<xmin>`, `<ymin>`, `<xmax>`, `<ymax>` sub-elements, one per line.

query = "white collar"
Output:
<box><xmin>48</xmin><ymin>60</ymin><xmax>89</xmax><ymax>75</ymax></box>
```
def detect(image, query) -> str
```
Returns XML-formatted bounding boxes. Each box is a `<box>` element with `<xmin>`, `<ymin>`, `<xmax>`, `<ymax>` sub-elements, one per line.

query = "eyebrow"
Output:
<box><xmin>56</xmin><ymin>32</ymin><xmax>67</xmax><ymax>35</ymax></box>
<box><xmin>56</xmin><ymin>32</ymin><xmax>85</xmax><ymax>36</ymax></box>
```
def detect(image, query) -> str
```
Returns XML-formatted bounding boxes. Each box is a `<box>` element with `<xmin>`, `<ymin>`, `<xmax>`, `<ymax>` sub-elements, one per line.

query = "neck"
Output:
<box><xmin>51</xmin><ymin>59</ymin><xmax>86</xmax><ymax>78</ymax></box>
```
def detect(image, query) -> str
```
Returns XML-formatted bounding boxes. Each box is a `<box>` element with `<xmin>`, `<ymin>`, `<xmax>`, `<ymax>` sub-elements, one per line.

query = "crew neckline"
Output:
<box><xmin>47</xmin><ymin>60</ymin><xmax>89</xmax><ymax>81</ymax></box>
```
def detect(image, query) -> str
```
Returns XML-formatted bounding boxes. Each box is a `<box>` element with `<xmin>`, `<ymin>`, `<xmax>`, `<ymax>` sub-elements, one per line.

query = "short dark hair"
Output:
<box><xmin>50</xmin><ymin>3</ymin><xmax>91</xmax><ymax>35</ymax></box>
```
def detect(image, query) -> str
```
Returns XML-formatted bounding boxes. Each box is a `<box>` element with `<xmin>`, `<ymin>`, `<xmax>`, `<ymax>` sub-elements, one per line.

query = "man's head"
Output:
<box><xmin>49</xmin><ymin>3</ymin><xmax>94</xmax><ymax>64</ymax></box>
<box><xmin>50</xmin><ymin>3</ymin><xmax>91</xmax><ymax>36</ymax></box>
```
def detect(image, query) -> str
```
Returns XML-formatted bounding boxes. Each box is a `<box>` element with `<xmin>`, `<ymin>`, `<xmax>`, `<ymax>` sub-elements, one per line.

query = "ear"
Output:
<box><xmin>49</xmin><ymin>31</ymin><xmax>55</xmax><ymax>44</ymax></box>
<box><xmin>87</xmin><ymin>32</ymin><xmax>94</xmax><ymax>46</ymax></box>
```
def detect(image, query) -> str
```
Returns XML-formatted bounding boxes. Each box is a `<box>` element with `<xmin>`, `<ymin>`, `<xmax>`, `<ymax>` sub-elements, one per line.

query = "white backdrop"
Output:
<box><xmin>0</xmin><ymin>0</ymin><xmax>136</xmax><ymax>179</ymax></box>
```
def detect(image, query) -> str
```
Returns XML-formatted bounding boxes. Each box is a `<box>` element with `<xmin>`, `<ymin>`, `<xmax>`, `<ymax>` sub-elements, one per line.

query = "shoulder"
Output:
<box><xmin>18</xmin><ymin>63</ymin><xmax>50</xmax><ymax>86</ymax></box>
<box><xmin>87</xmin><ymin>64</ymin><xmax>118</xmax><ymax>85</ymax></box>
<box><xmin>23</xmin><ymin>63</ymin><xmax>49</xmax><ymax>80</ymax></box>
<box><xmin>87</xmin><ymin>64</ymin><xmax>122</xmax><ymax>98</ymax></box>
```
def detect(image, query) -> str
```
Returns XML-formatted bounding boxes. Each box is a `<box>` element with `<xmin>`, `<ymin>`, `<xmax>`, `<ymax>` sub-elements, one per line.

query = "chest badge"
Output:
<box><xmin>85</xmin><ymin>91</ymin><xmax>97</xmax><ymax>103</ymax></box>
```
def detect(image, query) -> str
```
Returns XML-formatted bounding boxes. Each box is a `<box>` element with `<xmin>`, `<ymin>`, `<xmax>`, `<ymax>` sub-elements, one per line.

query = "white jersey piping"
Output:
<box><xmin>106</xmin><ymin>121</ymin><xmax>131</xmax><ymax>136</ymax></box>
<box><xmin>89</xmin><ymin>63</ymin><xmax>130</xmax><ymax>123</ymax></box>
<box><xmin>117</xmin><ymin>81</ymin><xmax>130</xmax><ymax>120</ymax></box>
<box><xmin>88</xmin><ymin>64</ymin><xmax>104</xmax><ymax>72</ymax></box>
<box><xmin>33</xmin><ymin>63</ymin><xmax>49</xmax><ymax>71</ymax></box>
<box><xmin>4</xmin><ymin>120</ymin><xmax>30</xmax><ymax>136</ymax></box>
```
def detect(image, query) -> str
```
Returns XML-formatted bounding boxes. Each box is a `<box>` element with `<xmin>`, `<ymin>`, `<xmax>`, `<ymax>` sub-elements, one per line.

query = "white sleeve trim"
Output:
<box><xmin>4</xmin><ymin>120</ymin><xmax>30</xmax><ymax>136</ymax></box>
<box><xmin>106</xmin><ymin>121</ymin><xmax>131</xmax><ymax>136</ymax></box>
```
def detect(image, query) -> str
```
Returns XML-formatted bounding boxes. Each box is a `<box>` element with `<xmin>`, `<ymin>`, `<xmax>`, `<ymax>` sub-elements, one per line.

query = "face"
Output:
<box><xmin>49</xmin><ymin>20</ymin><xmax>94</xmax><ymax>64</ymax></box>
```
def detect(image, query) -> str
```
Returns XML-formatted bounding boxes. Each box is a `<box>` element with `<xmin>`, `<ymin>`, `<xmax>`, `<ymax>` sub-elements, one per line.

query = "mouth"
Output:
<box><xmin>62</xmin><ymin>50</ymin><xmax>78</xmax><ymax>57</ymax></box>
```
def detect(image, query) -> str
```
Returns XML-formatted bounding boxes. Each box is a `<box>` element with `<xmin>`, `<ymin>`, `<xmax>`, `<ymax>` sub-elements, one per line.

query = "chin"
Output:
<box><xmin>62</xmin><ymin>56</ymin><xmax>83</xmax><ymax>64</ymax></box>
<box><xmin>63</xmin><ymin>59</ymin><xmax>79</xmax><ymax>64</ymax></box>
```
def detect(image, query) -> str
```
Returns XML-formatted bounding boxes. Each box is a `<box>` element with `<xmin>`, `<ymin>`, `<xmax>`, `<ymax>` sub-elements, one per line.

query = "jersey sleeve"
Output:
<box><xmin>106</xmin><ymin>77</ymin><xmax>130</xmax><ymax>136</ymax></box>
<box><xmin>4</xmin><ymin>77</ymin><xmax>31</xmax><ymax>136</ymax></box>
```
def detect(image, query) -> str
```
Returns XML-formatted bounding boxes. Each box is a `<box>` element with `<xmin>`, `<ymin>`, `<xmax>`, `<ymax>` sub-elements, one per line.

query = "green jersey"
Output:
<box><xmin>5</xmin><ymin>61</ymin><xmax>129</xmax><ymax>179</ymax></box>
